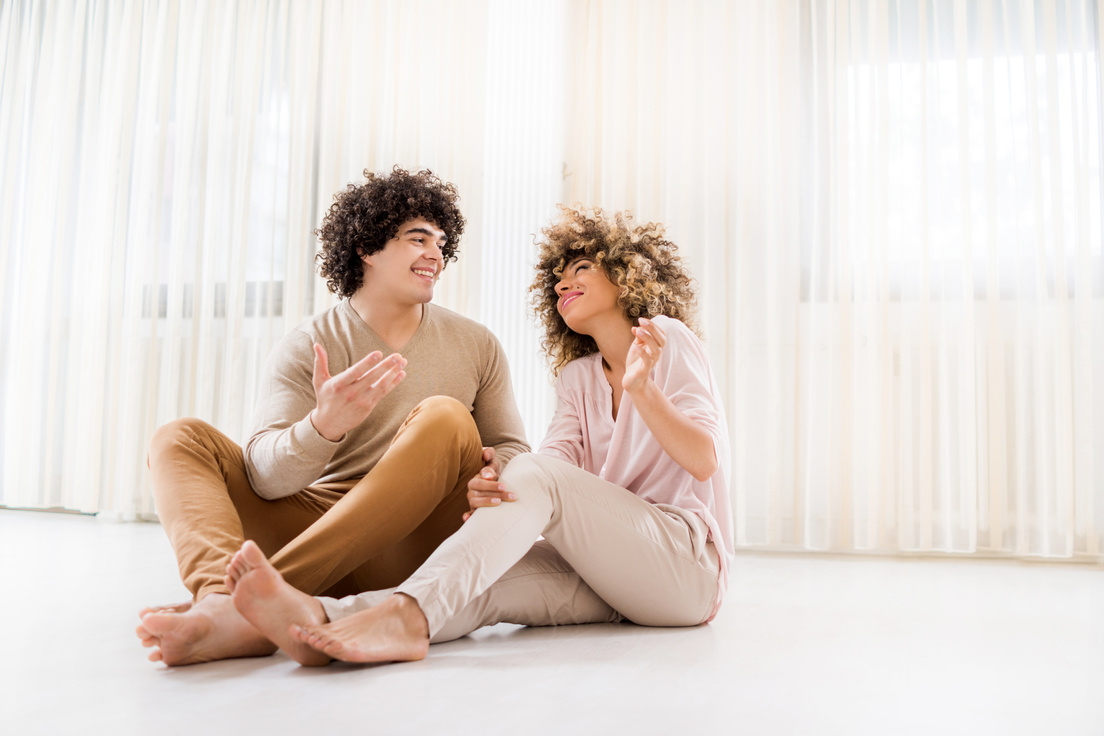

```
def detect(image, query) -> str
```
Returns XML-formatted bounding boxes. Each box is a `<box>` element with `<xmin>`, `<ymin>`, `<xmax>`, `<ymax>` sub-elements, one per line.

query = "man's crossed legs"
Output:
<box><xmin>136</xmin><ymin>396</ymin><xmax>484</xmax><ymax>665</ymax></box>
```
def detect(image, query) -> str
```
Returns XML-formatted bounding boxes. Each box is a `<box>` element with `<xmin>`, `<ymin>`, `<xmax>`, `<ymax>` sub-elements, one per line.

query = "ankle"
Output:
<box><xmin>392</xmin><ymin>593</ymin><xmax>430</xmax><ymax>639</ymax></box>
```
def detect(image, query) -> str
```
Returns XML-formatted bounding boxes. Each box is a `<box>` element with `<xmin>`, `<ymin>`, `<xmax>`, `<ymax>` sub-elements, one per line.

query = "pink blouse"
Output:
<box><xmin>538</xmin><ymin>315</ymin><xmax>733</xmax><ymax>618</ymax></box>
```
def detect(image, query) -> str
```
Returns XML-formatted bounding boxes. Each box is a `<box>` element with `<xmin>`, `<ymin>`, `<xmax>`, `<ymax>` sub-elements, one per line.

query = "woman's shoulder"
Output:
<box><xmin>649</xmin><ymin>315</ymin><xmax>704</xmax><ymax>350</ymax></box>
<box><xmin>649</xmin><ymin>313</ymin><xmax>691</xmax><ymax>334</ymax></box>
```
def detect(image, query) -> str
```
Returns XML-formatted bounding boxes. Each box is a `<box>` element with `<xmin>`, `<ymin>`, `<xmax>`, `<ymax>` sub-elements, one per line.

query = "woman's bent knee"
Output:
<box><xmin>499</xmin><ymin>452</ymin><xmax>548</xmax><ymax>485</ymax></box>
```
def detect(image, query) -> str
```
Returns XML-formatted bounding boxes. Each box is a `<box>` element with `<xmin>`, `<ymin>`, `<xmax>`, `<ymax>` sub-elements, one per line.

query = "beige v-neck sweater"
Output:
<box><xmin>244</xmin><ymin>301</ymin><xmax>529</xmax><ymax>500</ymax></box>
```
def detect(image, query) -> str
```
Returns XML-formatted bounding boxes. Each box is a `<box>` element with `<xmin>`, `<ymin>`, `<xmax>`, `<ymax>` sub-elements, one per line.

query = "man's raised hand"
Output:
<box><xmin>309</xmin><ymin>344</ymin><xmax>407</xmax><ymax>442</ymax></box>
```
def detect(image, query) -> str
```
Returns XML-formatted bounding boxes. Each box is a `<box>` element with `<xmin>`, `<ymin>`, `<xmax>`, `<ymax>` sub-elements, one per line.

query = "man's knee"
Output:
<box><xmin>148</xmin><ymin>417</ymin><xmax>214</xmax><ymax>466</ymax></box>
<box><xmin>412</xmin><ymin>396</ymin><xmax>469</xmax><ymax>424</ymax></box>
<box><xmin>406</xmin><ymin>396</ymin><xmax>478</xmax><ymax>442</ymax></box>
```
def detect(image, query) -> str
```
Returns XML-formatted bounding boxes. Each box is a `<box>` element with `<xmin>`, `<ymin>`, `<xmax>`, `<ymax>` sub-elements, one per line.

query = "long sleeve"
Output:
<box><xmin>649</xmin><ymin>317</ymin><xmax>727</xmax><ymax>463</ymax></box>
<box><xmin>538</xmin><ymin>381</ymin><xmax>586</xmax><ymax>467</ymax></box>
<box><xmin>471</xmin><ymin>333</ymin><xmax>530</xmax><ymax>469</ymax></box>
<box><xmin>244</xmin><ymin>329</ymin><xmax>341</xmax><ymax>499</ymax></box>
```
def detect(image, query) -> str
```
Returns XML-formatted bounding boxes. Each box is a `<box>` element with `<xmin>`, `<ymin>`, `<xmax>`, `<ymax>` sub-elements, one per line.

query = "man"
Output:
<box><xmin>137</xmin><ymin>167</ymin><xmax>527</xmax><ymax>666</ymax></box>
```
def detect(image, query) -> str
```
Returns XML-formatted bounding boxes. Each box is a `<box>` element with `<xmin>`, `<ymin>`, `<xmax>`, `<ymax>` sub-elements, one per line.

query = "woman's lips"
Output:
<box><xmin>559</xmin><ymin>293</ymin><xmax>580</xmax><ymax>311</ymax></box>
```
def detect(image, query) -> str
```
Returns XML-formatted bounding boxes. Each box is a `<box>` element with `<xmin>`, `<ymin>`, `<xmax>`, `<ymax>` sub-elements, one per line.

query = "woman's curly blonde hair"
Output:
<box><xmin>529</xmin><ymin>205</ymin><xmax>700</xmax><ymax>376</ymax></box>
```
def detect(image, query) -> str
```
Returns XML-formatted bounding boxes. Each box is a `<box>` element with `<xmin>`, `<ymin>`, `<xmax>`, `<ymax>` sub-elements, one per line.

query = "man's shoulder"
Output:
<box><xmin>294</xmin><ymin>302</ymin><xmax>347</xmax><ymax>335</ymax></box>
<box><xmin>267</xmin><ymin>303</ymin><xmax>348</xmax><ymax>360</ymax></box>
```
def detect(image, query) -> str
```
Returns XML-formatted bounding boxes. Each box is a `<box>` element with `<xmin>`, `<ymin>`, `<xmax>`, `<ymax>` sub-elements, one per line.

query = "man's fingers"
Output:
<box><xmin>467</xmin><ymin>476</ymin><xmax>505</xmax><ymax>493</ymax></box>
<box><xmin>312</xmin><ymin>344</ymin><xmax>331</xmax><ymax>388</ymax></box>
<box><xmin>467</xmin><ymin>490</ymin><xmax>516</xmax><ymax>505</ymax></box>
<box><xmin>338</xmin><ymin>350</ymin><xmax>386</xmax><ymax>385</ymax></box>
<box><xmin>352</xmin><ymin>353</ymin><xmax>406</xmax><ymax>387</ymax></box>
<box><xmin>334</xmin><ymin>355</ymin><xmax>405</xmax><ymax>404</ymax></box>
<box><xmin>466</xmin><ymin>479</ymin><xmax>516</xmax><ymax>501</ymax></box>
<box><xmin>478</xmin><ymin>489</ymin><xmax>517</xmax><ymax>501</ymax></box>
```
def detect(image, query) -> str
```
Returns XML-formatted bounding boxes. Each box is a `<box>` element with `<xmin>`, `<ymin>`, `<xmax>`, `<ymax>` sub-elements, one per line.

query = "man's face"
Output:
<box><xmin>361</xmin><ymin>219</ymin><xmax>447</xmax><ymax>305</ymax></box>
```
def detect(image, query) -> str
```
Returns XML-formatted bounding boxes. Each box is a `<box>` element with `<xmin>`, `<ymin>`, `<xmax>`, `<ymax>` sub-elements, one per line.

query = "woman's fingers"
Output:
<box><xmin>639</xmin><ymin>318</ymin><xmax>666</xmax><ymax>347</ymax></box>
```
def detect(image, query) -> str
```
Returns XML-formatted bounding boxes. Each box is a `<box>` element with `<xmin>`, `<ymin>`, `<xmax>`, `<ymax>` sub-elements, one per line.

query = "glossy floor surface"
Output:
<box><xmin>1</xmin><ymin>509</ymin><xmax>1101</xmax><ymax>735</ymax></box>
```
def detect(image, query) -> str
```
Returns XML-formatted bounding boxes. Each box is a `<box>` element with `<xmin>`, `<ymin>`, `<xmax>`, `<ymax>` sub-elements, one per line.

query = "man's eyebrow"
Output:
<box><xmin>403</xmin><ymin>226</ymin><xmax>447</xmax><ymax>242</ymax></box>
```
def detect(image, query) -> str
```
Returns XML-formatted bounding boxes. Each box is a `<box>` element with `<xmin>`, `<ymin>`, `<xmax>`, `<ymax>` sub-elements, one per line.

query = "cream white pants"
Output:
<box><xmin>318</xmin><ymin>453</ymin><xmax>720</xmax><ymax>642</ymax></box>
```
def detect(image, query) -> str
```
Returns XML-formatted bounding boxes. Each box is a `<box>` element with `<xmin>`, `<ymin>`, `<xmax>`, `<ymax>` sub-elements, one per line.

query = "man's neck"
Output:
<box><xmin>348</xmin><ymin>291</ymin><xmax>425</xmax><ymax>352</ymax></box>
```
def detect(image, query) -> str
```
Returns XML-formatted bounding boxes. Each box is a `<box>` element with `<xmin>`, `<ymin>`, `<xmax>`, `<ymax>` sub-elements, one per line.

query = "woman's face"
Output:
<box><xmin>554</xmin><ymin>256</ymin><xmax>623</xmax><ymax>334</ymax></box>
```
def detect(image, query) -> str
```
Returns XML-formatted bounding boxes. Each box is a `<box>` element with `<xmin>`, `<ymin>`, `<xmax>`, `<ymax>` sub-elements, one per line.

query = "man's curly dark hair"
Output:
<box><xmin>315</xmin><ymin>166</ymin><xmax>465</xmax><ymax>298</ymax></box>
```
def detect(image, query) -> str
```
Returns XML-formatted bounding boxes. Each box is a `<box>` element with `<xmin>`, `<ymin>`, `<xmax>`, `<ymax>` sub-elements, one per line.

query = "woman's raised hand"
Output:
<box><xmin>623</xmin><ymin>318</ymin><xmax>666</xmax><ymax>394</ymax></box>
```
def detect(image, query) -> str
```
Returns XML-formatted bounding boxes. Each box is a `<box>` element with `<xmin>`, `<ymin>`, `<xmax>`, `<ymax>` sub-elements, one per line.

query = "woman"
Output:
<box><xmin>225</xmin><ymin>206</ymin><xmax>733</xmax><ymax>665</ymax></box>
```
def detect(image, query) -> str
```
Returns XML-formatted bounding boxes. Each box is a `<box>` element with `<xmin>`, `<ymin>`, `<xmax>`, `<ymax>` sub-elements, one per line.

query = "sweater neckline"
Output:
<box><xmin>341</xmin><ymin>300</ymin><xmax>434</xmax><ymax>356</ymax></box>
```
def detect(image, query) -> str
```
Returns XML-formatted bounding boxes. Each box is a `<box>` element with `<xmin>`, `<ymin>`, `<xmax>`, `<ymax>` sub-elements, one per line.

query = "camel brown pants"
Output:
<box><xmin>147</xmin><ymin>396</ymin><xmax>485</xmax><ymax>600</ymax></box>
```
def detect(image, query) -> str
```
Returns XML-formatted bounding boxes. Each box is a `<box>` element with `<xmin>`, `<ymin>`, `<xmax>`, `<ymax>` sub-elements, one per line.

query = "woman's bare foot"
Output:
<box><xmin>290</xmin><ymin>593</ymin><xmax>430</xmax><ymax>664</ymax></box>
<box><xmin>226</xmin><ymin>540</ymin><xmax>331</xmax><ymax>666</ymax></box>
<box><xmin>136</xmin><ymin>593</ymin><xmax>276</xmax><ymax>666</ymax></box>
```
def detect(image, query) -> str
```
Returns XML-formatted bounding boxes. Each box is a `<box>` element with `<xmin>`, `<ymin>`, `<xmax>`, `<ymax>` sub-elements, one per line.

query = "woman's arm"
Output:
<box><xmin>623</xmin><ymin>318</ymin><xmax>719</xmax><ymax>482</ymax></box>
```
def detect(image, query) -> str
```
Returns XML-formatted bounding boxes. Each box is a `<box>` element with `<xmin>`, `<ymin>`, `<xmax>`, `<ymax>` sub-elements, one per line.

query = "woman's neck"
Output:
<box><xmin>589</xmin><ymin>316</ymin><xmax>635</xmax><ymax>374</ymax></box>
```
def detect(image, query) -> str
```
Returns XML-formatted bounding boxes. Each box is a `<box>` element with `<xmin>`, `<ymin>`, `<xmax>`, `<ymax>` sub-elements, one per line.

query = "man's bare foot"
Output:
<box><xmin>136</xmin><ymin>593</ymin><xmax>276</xmax><ymax>666</ymax></box>
<box><xmin>139</xmin><ymin>601</ymin><xmax>192</xmax><ymax>618</ymax></box>
<box><xmin>289</xmin><ymin>593</ymin><xmax>430</xmax><ymax>664</ymax></box>
<box><xmin>226</xmin><ymin>540</ymin><xmax>331</xmax><ymax>666</ymax></box>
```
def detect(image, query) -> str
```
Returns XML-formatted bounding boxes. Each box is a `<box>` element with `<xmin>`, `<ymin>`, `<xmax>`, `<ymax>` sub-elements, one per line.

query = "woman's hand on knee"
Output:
<box><xmin>463</xmin><ymin>447</ymin><xmax>516</xmax><ymax>521</ymax></box>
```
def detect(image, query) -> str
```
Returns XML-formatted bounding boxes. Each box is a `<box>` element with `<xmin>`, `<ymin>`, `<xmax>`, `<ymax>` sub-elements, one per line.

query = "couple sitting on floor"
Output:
<box><xmin>136</xmin><ymin>166</ymin><xmax>732</xmax><ymax>667</ymax></box>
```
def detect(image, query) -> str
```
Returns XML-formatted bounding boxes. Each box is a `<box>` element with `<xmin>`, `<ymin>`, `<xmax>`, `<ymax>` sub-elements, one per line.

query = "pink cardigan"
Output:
<box><xmin>538</xmin><ymin>315</ymin><xmax>733</xmax><ymax>619</ymax></box>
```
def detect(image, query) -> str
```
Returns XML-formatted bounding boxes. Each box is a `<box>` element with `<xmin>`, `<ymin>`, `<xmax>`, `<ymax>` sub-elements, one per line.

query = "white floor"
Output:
<box><xmin>1</xmin><ymin>509</ymin><xmax>1101</xmax><ymax>736</ymax></box>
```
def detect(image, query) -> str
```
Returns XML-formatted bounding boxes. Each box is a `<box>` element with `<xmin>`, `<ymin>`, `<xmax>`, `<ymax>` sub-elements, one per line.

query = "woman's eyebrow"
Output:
<box><xmin>564</xmin><ymin>256</ymin><xmax>591</xmax><ymax>270</ymax></box>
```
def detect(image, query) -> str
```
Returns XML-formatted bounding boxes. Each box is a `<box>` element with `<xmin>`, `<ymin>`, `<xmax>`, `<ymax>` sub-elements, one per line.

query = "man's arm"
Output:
<box><xmin>469</xmin><ymin>332</ymin><xmax>530</xmax><ymax>468</ymax></box>
<box><xmin>243</xmin><ymin>330</ymin><xmax>405</xmax><ymax>499</ymax></box>
<box><xmin>462</xmin><ymin>331</ymin><xmax>529</xmax><ymax>518</ymax></box>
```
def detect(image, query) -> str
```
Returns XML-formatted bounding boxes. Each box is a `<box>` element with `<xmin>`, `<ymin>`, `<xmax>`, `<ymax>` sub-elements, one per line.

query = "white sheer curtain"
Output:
<box><xmin>0</xmin><ymin>0</ymin><xmax>565</xmax><ymax>519</ymax></box>
<box><xmin>3</xmin><ymin>0</ymin><xmax>1101</xmax><ymax>561</ymax></box>
<box><xmin>566</xmin><ymin>0</ymin><xmax>1103</xmax><ymax>560</ymax></box>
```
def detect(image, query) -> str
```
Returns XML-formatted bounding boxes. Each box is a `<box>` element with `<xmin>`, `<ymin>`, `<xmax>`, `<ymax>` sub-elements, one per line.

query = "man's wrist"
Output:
<box><xmin>309</xmin><ymin>409</ymin><xmax>345</xmax><ymax>443</ymax></box>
